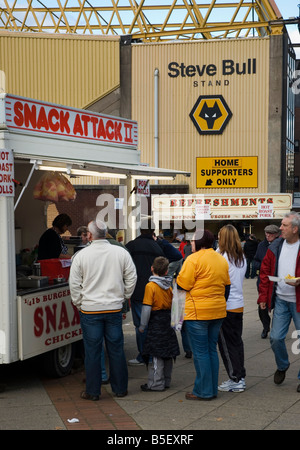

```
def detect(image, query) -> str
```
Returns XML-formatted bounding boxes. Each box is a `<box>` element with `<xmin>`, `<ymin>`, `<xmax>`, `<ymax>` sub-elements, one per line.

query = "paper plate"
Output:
<box><xmin>284</xmin><ymin>277</ymin><xmax>300</xmax><ymax>285</ymax></box>
<box><xmin>268</xmin><ymin>276</ymin><xmax>281</xmax><ymax>282</ymax></box>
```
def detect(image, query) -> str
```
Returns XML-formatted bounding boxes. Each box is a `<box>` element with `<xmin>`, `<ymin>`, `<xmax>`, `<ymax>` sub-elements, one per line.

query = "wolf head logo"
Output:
<box><xmin>190</xmin><ymin>95</ymin><xmax>232</xmax><ymax>135</ymax></box>
<box><xmin>199</xmin><ymin>101</ymin><xmax>222</xmax><ymax>129</ymax></box>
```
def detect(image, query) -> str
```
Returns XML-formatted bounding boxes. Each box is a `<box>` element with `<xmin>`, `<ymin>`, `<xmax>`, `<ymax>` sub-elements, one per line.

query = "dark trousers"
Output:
<box><xmin>218</xmin><ymin>311</ymin><xmax>246</xmax><ymax>383</ymax></box>
<box><xmin>131</xmin><ymin>299</ymin><xmax>148</xmax><ymax>362</ymax></box>
<box><xmin>245</xmin><ymin>258</ymin><xmax>256</xmax><ymax>278</ymax></box>
<box><xmin>181</xmin><ymin>321</ymin><xmax>191</xmax><ymax>352</ymax></box>
<box><xmin>258</xmin><ymin>305</ymin><xmax>271</xmax><ymax>332</ymax></box>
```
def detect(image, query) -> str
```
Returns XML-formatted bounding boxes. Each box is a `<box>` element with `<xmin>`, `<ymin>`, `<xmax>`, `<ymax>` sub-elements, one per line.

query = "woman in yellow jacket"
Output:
<box><xmin>177</xmin><ymin>230</ymin><xmax>230</xmax><ymax>400</ymax></box>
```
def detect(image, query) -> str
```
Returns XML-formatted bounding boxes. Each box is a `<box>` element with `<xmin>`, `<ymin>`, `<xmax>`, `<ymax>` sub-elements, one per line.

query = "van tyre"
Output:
<box><xmin>43</xmin><ymin>343</ymin><xmax>75</xmax><ymax>378</ymax></box>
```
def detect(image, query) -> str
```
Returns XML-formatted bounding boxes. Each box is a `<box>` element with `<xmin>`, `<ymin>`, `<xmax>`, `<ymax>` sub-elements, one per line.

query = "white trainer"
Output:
<box><xmin>128</xmin><ymin>358</ymin><xmax>145</xmax><ymax>366</ymax></box>
<box><xmin>218</xmin><ymin>379</ymin><xmax>245</xmax><ymax>392</ymax></box>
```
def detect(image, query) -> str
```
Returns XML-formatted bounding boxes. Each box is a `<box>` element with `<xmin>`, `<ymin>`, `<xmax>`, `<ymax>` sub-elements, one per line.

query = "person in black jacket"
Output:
<box><xmin>125</xmin><ymin>218</ymin><xmax>165</xmax><ymax>365</ymax></box>
<box><xmin>253</xmin><ymin>224</ymin><xmax>280</xmax><ymax>338</ymax></box>
<box><xmin>243</xmin><ymin>234</ymin><xmax>258</xmax><ymax>279</ymax></box>
<box><xmin>37</xmin><ymin>213</ymin><xmax>72</xmax><ymax>260</ymax></box>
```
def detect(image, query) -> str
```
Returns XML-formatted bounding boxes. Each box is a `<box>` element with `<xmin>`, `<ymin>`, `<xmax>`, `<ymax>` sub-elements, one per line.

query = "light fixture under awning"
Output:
<box><xmin>14</xmin><ymin>156</ymin><xmax>190</xmax><ymax>210</ymax></box>
<box><xmin>37</xmin><ymin>164</ymin><xmax>128</xmax><ymax>180</ymax></box>
<box><xmin>26</xmin><ymin>156</ymin><xmax>191</xmax><ymax>180</ymax></box>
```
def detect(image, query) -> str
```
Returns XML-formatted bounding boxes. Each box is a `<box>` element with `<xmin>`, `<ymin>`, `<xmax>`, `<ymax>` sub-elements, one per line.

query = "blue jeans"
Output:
<box><xmin>185</xmin><ymin>318</ymin><xmax>223</xmax><ymax>398</ymax></box>
<box><xmin>131</xmin><ymin>299</ymin><xmax>148</xmax><ymax>362</ymax></box>
<box><xmin>79</xmin><ymin>311</ymin><xmax>128</xmax><ymax>396</ymax></box>
<box><xmin>101</xmin><ymin>344</ymin><xmax>108</xmax><ymax>381</ymax></box>
<box><xmin>270</xmin><ymin>296</ymin><xmax>300</xmax><ymax>379</ymax></box>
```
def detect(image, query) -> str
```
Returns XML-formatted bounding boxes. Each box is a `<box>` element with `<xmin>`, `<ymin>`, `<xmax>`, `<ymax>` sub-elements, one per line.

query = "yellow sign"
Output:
<box><xmin>196</xmin><ymin>156</ymin><xmax>258</xmax><ymax>188</ymax></box>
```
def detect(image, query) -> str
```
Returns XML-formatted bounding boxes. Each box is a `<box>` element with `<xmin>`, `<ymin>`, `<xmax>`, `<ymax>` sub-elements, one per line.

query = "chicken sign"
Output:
<box><xmin>4</xmin><ymin>94</ymin><xmax>138</xmax><ymax>148</ymax></box>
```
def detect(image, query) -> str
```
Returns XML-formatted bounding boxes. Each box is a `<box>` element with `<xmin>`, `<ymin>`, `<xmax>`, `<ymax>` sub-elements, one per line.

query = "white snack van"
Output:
<box><xmin>0</xmin><ymin>93</ymin><xmax>188</xmax><ymax>376</ymax></box>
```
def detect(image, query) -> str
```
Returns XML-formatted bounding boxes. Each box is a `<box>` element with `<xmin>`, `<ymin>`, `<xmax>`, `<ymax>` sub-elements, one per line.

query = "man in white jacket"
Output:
<box><xmin>69</xmin><ymin>219</ymin><xmax>137</xmax><ymax>401</ymax></box>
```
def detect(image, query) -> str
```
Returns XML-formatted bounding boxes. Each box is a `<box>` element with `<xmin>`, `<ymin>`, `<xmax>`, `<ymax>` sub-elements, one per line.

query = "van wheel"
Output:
<box><xmin>43</xmin><ymin>344</ymin><xmax>75</xmax><ymax>378</ymax></box>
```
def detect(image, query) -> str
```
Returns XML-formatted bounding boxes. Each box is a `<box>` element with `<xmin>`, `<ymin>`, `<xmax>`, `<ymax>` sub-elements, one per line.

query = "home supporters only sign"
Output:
<box><xmin>196</xmin><ymin>156</ymin><xmax>258</xmax><ymax>188</ymax></box>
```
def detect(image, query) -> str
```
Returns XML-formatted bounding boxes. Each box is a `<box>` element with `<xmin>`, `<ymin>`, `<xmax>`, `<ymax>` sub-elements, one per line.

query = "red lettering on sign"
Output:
<box><xmin>34</xmin><ymin>307</ymin><xmax>43</xmax><ymax>337</ymax></box>
<box><xmin>13</xmin><ymin>101</ymin><xmax>24</xmax><ymax>126</ymax></box>
<box><xmin>124</xmin><ymin>123</ymin><xmax>133</xmax><ymax>143</ymax></box>
<box><xmin>90</xmin><ymin>116</ymin><xmax>98</xmax><ymax>137</ymax></box>
<box><xmin>58</xmin><ymin>301</ymin><xmax>70</xmax><ymax>330</ymax></box>
<box><xmin>45</xmin><ymin>304</ymin><xmax>57</xmax><ymax>333</ymax></box>
<box><xmin>114</xmin><ymin>121</ymin><xmax>122</xmax><ymax>141</ymax></box>
<box><xmin>24</xmin><ymin>103</ymin><xmax>37</xmax><ymax>128</ymax></box>
<box><xmin>106</xmin><ymin>119</ymin><xmax>114</xmax><ymax>140</ymax></box>
<box><xmin>97</xmin><ymin>119</ymin><xmax>106</xmax><ymax>139</ymax></box>
<box><xmin>48</xmin><ymin>108</ymin><xmax>60</xmax><ymax>132</ymax></box>
<box><xmin>33</xmin><ymin>300</ymin><xmax>80</xmax><ymax>337</ymax></box>
<box><xmin>45</xmin><ymin>328</ymin><xmax>82</xmax><ymax>346</ymax></box>
<box><xmin>37</xmin><ymin>107</ymin><xmax>49</xmax><ymax>131</ymax></box>
<box><xmin>60</xmin><ymin>111</ymin><xmax>70</xmax><ymax>133</ymax></box>
<box><xmin>73</xmin><ymin>114</ymin><xmax>83</xmax><ymax>135</ymax></box>
<box><xmin>81</xmin><ymin>115</ymin><xmax>91</xmax><ymax>135</ymax></box>
<box><xmin>9</xmin><ymin>96</ymin><xmax>137</xmax><ymax>147</ymax></box>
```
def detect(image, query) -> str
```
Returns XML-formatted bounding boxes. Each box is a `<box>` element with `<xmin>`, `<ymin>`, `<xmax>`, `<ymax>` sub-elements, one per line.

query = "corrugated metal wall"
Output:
<box><xmin>132</xmin><ymin>38</ymin><xmax>270</xmax><ymax>194</ymax></box>
<box><xmin>0</xmin><ymin>31</ymin><xmax>121</xmax><ymax>186</ymax></box>
<box><xmin>0</xmin><ymin>31</ymin><xmax>120</xmax><ymax>109</ymax></box>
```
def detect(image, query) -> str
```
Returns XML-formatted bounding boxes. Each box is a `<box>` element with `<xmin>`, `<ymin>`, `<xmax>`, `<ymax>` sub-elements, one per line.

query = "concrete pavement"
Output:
<box><xmin>116</xmin><ymin>278</ymin><xmax>300</xmax><ymax>430</ymax></box>
<box><xmin>0</xmin><ymin>278</ymin><xmax>299</xmax><ymax>430</ymax></box>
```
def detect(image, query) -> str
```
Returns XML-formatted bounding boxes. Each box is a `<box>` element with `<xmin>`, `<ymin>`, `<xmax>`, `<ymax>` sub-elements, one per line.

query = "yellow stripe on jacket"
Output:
<box><xmin>177</xmin><ymin>248</ymin><xmax>230</xmax><ymax>321</ymax></box>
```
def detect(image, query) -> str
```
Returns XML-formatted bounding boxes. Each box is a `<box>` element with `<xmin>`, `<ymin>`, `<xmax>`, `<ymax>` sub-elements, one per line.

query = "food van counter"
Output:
<box><xmin>17</xmin><ymin>281</ymin><xmax>69</xmax><ymax>296</ymax></box>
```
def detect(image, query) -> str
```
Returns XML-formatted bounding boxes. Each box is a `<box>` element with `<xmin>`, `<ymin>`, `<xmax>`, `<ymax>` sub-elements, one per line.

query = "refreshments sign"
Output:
<box><xmin>4</xmin><ymin>94</ymin><xmax>138</xmax><ymax>148</ymax></box>
<box><xmin>152</xmin><ymin>193</ymin><xmax>292</xmax><ymax>221</ymax></box>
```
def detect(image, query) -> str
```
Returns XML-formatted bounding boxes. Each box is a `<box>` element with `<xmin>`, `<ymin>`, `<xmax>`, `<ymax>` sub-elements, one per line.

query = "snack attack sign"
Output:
<box><xmin>4</xmin><ymin>94</ymin><xmax>138</xmax><ymax>148</ymax></box>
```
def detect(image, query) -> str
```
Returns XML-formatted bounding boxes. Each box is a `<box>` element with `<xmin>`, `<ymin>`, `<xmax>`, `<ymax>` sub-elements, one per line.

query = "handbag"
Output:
<box><xmin>171</xmin><ymin>283</ymin><xmax>186</xmax><ymax>331</ymax></box>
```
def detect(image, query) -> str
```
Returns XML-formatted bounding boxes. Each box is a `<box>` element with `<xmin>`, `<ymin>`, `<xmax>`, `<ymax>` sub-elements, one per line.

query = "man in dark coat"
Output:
<box><xmin>253</xmin><ymin>224</ymin><xmax>280</xmax><ymax>338</ymax></box>
<box><xmin>155</xmin><ymin>235</ymin><xmax>183</xmax><ymax>278</ymax></box>
<box><xmin>243</xmin><ymin>234</ymin><xmax>259</xmax><ymax>279</ymax></box>
<box><xmin>125</xmin><ymin>218</ymin><xmax>165</xmax><ymax>365</ymax></box>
